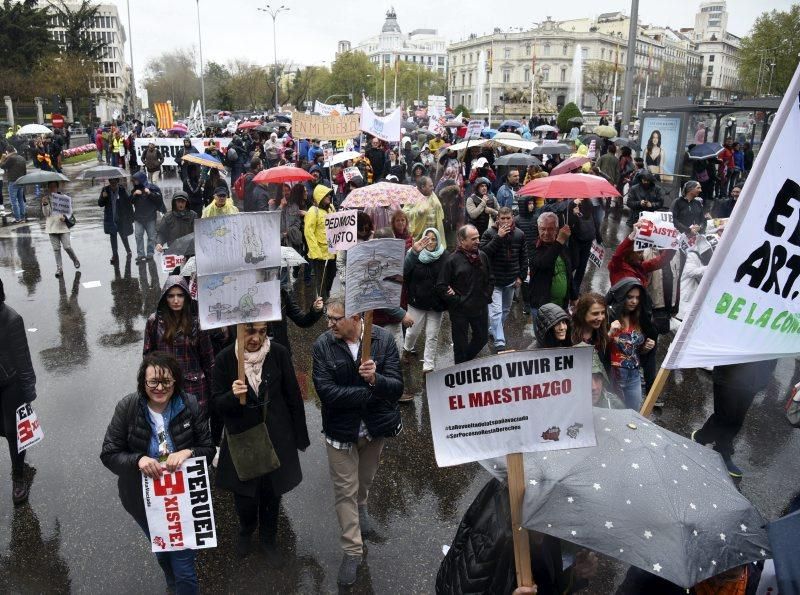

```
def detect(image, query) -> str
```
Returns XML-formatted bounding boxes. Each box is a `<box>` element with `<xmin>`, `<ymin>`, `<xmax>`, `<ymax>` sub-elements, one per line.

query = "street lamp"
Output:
<box><xmin>257</xmin><ymin>4</ymin><xmax>289</xmax><ymax>112</ymax></box>
<box><xmin>768</xmin><ymin>62</ymin><xmax>776</xmax><ymax>95</ymax></box>
<box><xmin>195</xmin><ymin>0</ymin><xmax>205</xmax><ymax>122</ymax></box>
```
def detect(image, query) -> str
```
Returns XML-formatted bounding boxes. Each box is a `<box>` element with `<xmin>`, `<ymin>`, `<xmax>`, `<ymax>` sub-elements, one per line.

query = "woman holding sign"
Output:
<box><xmin>41</xmin><ymin>181</ymin><xmax>80</xmax><ymax>278</ymax></box>
<box><xmin>100</xmin><ymin>352</ymin><xmax>214</xmax><ymax>594</ymax></box>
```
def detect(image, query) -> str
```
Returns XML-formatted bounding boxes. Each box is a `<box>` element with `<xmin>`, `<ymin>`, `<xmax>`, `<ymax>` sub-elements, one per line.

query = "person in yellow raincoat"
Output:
<box><xmin>202</xmin><ymin>185</ymin><xmax>239</xmax><ymax>217</ymax></box>
<box><xmin>304</xmin><ymin>185</ymin><xmax>336</xmax><ymax>298</ymax></box>
<box><xmin>404</xmin><ymin>176</ymin><xmax>446</xmax><ymax>249</ymax></box>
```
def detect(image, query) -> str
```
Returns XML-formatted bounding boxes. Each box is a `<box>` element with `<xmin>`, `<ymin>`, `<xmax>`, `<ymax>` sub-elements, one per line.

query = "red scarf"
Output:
<box><xmin>457</xmin><ymin>246</ymin><xmax>482</xmax><ymax>266</ymax></box>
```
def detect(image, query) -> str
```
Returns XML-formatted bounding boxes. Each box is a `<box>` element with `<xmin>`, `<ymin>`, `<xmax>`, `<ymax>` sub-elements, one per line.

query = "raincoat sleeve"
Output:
<box><xmin>608</xmin><ymin>236</ymin><xmax>633</xmax><ymax>280</ymax></box>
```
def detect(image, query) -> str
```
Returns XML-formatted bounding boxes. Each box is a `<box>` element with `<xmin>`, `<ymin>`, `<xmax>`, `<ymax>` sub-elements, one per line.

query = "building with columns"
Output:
<box><xmin>46</xmin><ymin>2</ymin><xmax>131</xmax><ymax>121</ymax></box>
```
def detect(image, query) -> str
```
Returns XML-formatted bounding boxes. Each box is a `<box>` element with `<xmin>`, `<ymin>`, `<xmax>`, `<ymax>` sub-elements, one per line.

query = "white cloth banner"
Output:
<box><xmin>15</xmin><ymin>403</ymin><xmax>43</xmax><ymax>453</ymax></box>
<box><xmin>425</xmin><ymin>347</ymin><xmax>595</xmax><ymax>467</ymax></box>
<box><xmin>314</xmin><ymin>100</ymin><xmax>347</xmax><ymax>116</ymax></box>
<box><xmin>142</xmin><ymin>457</ymin><xmax>217</xmax><ymax>552</ymax></box>
<box><xmin>664</xmin><ymin>63</ymin><xmax>800</xmax><ymax>369</ymax></box>
<box><xmin>133</xmin><ymin>138</ymin><xmax>232</xmax><ymax>168</ymax></box>
<box><xmin>359</xmin><ymin>98</ymin><xmax>402</xmax><ymax>143</ymax></box>
<box><xmin>325</xmin><ymin>210</ymin><xmax>358</xmax><ymax>252</ymax></box>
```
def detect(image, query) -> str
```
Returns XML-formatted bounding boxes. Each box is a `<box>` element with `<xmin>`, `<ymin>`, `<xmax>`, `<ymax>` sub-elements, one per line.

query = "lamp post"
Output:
<box><xmin>126</xmin><ymin>0</ymin><xmax>136</xmax><ymax>117</ymax></box>
<box><xmin>195</xmin><ymin>0</ymin><xmax>205</xmax><ymax>123</ymax></box>
<box><xmin>767</xmin><ymin>61</ymin><xmax>776</xmax><ymax>95</ymax></box>
<box><xmin>257</xmin><ymin>4</ymin><xmax>289</xmax><ymax>112</ymax></box>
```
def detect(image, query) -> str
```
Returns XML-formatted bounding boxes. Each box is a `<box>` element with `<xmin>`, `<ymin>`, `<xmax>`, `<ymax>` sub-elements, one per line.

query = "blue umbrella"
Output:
<box><xmin>688</xmin><ymin>142</ymin><xmax>724</xmax><ymax>160</ymax></box>
<box><xmin>480</xmin><ymin>128</ymin><xmax>498</xmax><ymax>139</ymax></box>
<box><xmin>500</xmin><ymin>119</ymin><xmax>522</xmax><ymax>130</ymax></box>
<box><xmin>180</xmin><ymin>152</ymin><xmax>226</xmax><ymax>170</ymax></box>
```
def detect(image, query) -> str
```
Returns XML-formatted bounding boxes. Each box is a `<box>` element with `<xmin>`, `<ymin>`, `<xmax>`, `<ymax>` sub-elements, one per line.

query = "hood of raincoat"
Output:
<box><xmin>158</xmin><ymin>275</ymin><xmax>190</xmax><ymax>307</ymax></box>
<box><xmin>171</xmin><ymin>190</ymin><xmax>191</xmax><ymax>213</ymax></box>
<box><xmin>534</xmin><ymin>303</ymin><xmax>570</xmax><ymax>346</ymax></box>
<box><xmin>312</xmin><ymin>183</ymin><xmax>333</xmax><ymax>206</ymax></box>
<box><xmin>473</xmin><ymin>176</ymin><xmax>491</xmax><ymax>192</ymax></box>
<box><xmin>606</xmin><ymin>277</ymin><xmax>651</xmax><ymax>320</ymax></box>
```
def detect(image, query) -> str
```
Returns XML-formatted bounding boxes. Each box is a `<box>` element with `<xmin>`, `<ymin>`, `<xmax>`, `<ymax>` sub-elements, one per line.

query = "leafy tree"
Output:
<box><xmin>142</xmin><ymin>48</ymin><xmax>200</xmax><ymax>115</ymax></box>
<box><xmin>739</xmin><ymin>5</ymin><xmax>800</xmax><ymax>95</ymax></box>
<box><xmin>557</xmin><ymin>102</ymin><xmax>582</xmax><ymax>132</ymax></box>
<box><xmin>328</xmin><ymin>51</ymin><xmax>379</xmax><ymax>106</ymax></box>
<box><xmin>228</xmin><ymin>60</ymin><xmax>269</xmax><ymax>111</ymax></box>
<box><xmin>0</xmin><ymin>0</ymin><xmax>53</xmax><ymax>97</ymax></box>
<box><xmin>204</xmin><ymin>61</ymin><xmax>232</xmax><ymax>110</ymax></box>
<box><xmin>393</xmin><ymin>61</ymin><xmax>447</xmax><ymax>107</ymax></box>
<box><xmin>47</xmin><ymin>0</ymin><xmax>104</xmax><ymax>60</ymax></box>
<box><xmin>452</xmin><ymin>104</ymin><xmax>471</xmax><ymax>118</ymax></box>
<box><xmin>583</xmin><ymin>61</ymin><xmax>617</xmax><ymax>109</ymax></box>
<box><xmin>285</xmin><ymin>65</ymin><xmax>333</xmax><ymax>110</ymax></box>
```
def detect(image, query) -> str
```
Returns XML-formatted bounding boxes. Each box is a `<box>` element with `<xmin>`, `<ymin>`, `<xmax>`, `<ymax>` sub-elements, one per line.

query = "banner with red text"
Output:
<box><xmin>425</xmin><ymin>347</ymin><xmax>595</xmax><ymax>467</ymax></box>
<box><xmin>142</xmin><ymin>457</ymin><xmax>217</xmax><ymax>552</ymax></box>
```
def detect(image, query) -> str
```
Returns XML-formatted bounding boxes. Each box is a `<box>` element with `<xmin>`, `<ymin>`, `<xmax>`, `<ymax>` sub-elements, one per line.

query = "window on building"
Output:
<box><xmin>601</xmin><ymin>48</ymin><xmax>605</xmax><ymax>59</ymax></box>
<box><xmin>468</xmin><ymin>72</ymin><xmax>472</xmax><ymax>85</ymax></box>
<box><xmin>526</xmin><ymin>43</ymin><xmax>531</xmax><ymax>56</ymax></box>
<box><xmin>542</xmin><ymin>67</ymin><xmax>550</xmax><ymax>82</ymax></box>
<box><xmin>484</xmin><ymin>92</ymin><xmax>488</xmax><ymax>106</ymax></box>
<box><xmin>544</xmin><ymin>43</ymin><xmax>550</xmax><ymax>56</ymax></box>
<box><xmin>524</xmin><ymin>68</ymin><xmax>530</xmax><ymax>82</ymax></box>
<box><xmin>709</xmin><ymin>55</ymin><xmax>715</xmax><ymax>62</ymax></box>
<box><xmin>469</xmin><ymin>52</ymin><xmax>473</xmax><ymax>63</ymax></box>
<box><xmin>504</xmin><ymin>47</ymin><xmax>511</xmax><ymax>59</ymax></box>
<box><xmin>467</xmin><ymin>94</ymin><xmax>472</xmax><ymax>106</ymax></box>
<box><xmin>438</xmin><ymin>56</ymin><xmax>445</xmax><ymax>66</ymax></box>
<box><xmin>461</xmin><ymin>73</ymin><xmax>465</xmax><ymax>86</ymax></box>
<box><xmin>581</xmin><ymin>47</ymin><xmax>588</xmax><ymax>59</ymax></box>
<box><xmin>563</xmin><ymin>44</ymin><xmax>568</xmax><ymax>56</ymax></box>
<box><xmin>560</xmin><ymin>67</ymin><xmax>567</xmax><ymax>82</ymax></box>
<box><xmin>452</xmin><ymin>74</ymin><xmax>456</xmax><ymax>87</ymax></box>
<box><xmin>707</xmin><ymin>65</ymin><xmax>713</xmax><ymax>73</ymax></box>
<box><xmin>706</xmin><ymin>76</ymin><xmax>713</xmax><ymax>86</ymax></box>
<box><xmin>503</xmin><ymin>68</ymin><xmax>511</xmax><ymax>83</ymax></box>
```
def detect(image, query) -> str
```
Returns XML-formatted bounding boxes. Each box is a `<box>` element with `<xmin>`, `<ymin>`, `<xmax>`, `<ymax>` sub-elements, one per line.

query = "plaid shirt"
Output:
<box><xmin>143</xmin><ymin>313</ymin><xmax>215</xmax><ymax>410</ymax></box>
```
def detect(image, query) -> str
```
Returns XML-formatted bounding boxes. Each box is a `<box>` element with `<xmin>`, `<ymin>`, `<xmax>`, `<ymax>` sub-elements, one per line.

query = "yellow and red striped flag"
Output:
<box><xmin>154</xmin><ymin>102</ymin><xmax>173</xmax><ymax>130</ymax></box>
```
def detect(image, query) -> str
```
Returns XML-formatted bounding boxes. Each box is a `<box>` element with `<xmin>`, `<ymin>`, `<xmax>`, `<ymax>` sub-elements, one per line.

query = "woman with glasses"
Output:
<box><xmin>212</xmin><ymin>322</ymin><xmax>309</xmax><ymax>556</ymax></box>
<box><xmin>101</xmin><ymin>352</ymin><xmax>214</xmax><ymax>594</ymax></box>
<box><xmin>144</xmin><ymin>276</ymin><xmax>215</xmax><ymax>416</ymax></box>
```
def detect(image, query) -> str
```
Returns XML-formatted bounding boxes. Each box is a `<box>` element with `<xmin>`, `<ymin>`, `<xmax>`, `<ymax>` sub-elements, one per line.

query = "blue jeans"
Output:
<box><xmin>8</xmin><ymin>182</ymin><xmax>25</xmax><ymax>221</ymax></box>
<box><xmin>135</xmin><ymin>518</ymin><xmax>199</xmax><ymax>594</ymax></box>
<box><xmin>613</xmin><ymin>366</ymin><xmax>643</xmax><ymax>410</ymax></box>
<box><xmin>489</xmin><ymin>283</ymin><xmax>516</xmax><ymax>347</ymax></box>
<box><xmin>134</xmin><ymin>218</ymin><xmax>157</xmax><ymax>258</ymax></box>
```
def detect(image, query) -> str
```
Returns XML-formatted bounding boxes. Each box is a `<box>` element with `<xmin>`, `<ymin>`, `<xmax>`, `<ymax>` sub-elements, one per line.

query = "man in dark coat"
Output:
<box><xmin>515</xmin><ymin>196</ymin><xmax>538</xmax><ymax>315</ymax></box>
<box><xmin>528</xmin><ymin>211</ymin><xmax>576</xmax><ymax>321</ymax></box>
<box><xmin>155</xmin><ymin>191</ymin><xmax>196</xmax><ymax>253</ymax></box>
<box><xmin>365</xmin><ymin>136</ymin><xmax>388</xmax><ymax>181</ymax></box>
<box><xmin>671</xmin><ymin>180</ymin><xmax>707</xmax><ymax>236</ymax></box>
<box><xmin>311</xmin><ymin>294</ymin><xmax>403</xmax><ymax>587</ymax></box>
<box><xmin>98</xmin><ymin>177</ymin><xmax>134</xmax><ymax>264</ymax></box>
<box><xmin>174</xmin><ymin>138</ymin><xmax>198</xmax><ymax>184</ymax></box>
<box><xmin>212</xmin><ymin>322</ymin><xmax>309</xmax><ymax>555</ymax></box>
<box><xmin>480</xmin><ymin>207</ymin><xmax>526</xmax><ymax>350</ymax></box>
<box><xmin>437</xmin><ymin>224</ymin><xmax>494</xmax><ymax>363</ymax></box>
<box><xmin>625</xmin><ymin>171</ymin><xmax>664</xmax><ymax>226</ymax></box>
<box><xmin>0</xmin><ymin>278</ymin><xmax>37</xmax><ymax>505</ymax></box>
<box><xmin>131</xmin><ymin>171</ymin><xmax>166</xmax><ymax>263</ymax></box>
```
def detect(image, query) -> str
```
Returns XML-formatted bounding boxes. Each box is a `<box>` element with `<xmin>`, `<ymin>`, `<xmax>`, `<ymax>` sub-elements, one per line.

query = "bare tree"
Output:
<box><xmin>583</xmin><ymin>60</ymin><xmax>617</xmax><ymax>109</ymax></box>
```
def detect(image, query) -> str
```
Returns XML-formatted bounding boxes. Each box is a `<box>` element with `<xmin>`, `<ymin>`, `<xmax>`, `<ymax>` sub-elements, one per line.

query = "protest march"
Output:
<box><xmin>1</xmin><ymin>1</ymin><xmax>800</xmax><ymax>593</ymax></box>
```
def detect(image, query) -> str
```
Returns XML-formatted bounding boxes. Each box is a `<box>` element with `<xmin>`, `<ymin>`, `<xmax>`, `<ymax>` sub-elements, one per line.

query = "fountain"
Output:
<box><xmin>473</xmin><ymin>49</ymin><xmax>487</xmax><ymax>113</ymax></box>
<box><xmin>570</xmin><ymin>44</ymin><xmax>584</xmax><ymax>108</ymax></box>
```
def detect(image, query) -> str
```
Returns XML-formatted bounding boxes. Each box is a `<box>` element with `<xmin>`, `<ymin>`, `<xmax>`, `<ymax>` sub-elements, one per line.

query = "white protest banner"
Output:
<box><xmin>343</xmin><ymin>166</ymin><xmax>360</xmax><ymax>183</ymax></box>
<box><xmin>325</xmin><ymin>210</ymin><xmax>358</xmax><ymax>252</ymax></box>
<box><xmin>344</xmin><ymin>238</ymin><xmax>405</xmax><ymax>317</ymax></box>
<box><xmin>292</xmin><ymin>111</ymin><xmax>361</xmax><ymax>141</ymax></box>
<box><xmin>142</xmin><ymin>457</ymin><xmax>217</xmax><ymax>553</ymax></box>
<box><xmin>194</xmin><ymin>211</ymin><xmax>281</xmax><ymax>276</ymax></box>
<box><xmin>15</xmin><ymin>403</ymin><xmax>43</xmax><ymax>453</ymax></box>
<box><xmin>663</xmin><ymin>64</ymin><xmax>800</xmax><ymax>369</ymax></box>
<box><xmin>314</xmin><ymin>100</ymin><xmax>347</xmax><ymax>116</ymax></box>
<box><xmin>49</xmin><ymin>193</ymin><xmax>73</xmax><ymax>217</ymax></box>
<box><xmin>633</xmin><ymin>211</ymin><xmax>679</xmax><ymax>250</ymax></box>
<box><xmin>359</xmin><ymin>98</ymin><xmax>402</xmax><ymax>143</ymax></box>
<box><xmin>134</xmin><ymin>138</ymin><xmax>232</xmax><ymax>168</ymax></box>
<box><xmin>159</xmin><ymin>253</ymin><xmax>186</xmax><ymax>274</ymax></box>
<box><xmin>589</xmin><ymin>241</ymin><xmax>605</xmax><ymax>268</ymax></box>
<box><xmin>467</xmin><ymin>119</ymin><xmax>484</xmax><ymax>137</ymax></box>
<box><xmin>425</xmin><ymin>347</ymin><xmax>595</xmax><ymax>467</ymax></box>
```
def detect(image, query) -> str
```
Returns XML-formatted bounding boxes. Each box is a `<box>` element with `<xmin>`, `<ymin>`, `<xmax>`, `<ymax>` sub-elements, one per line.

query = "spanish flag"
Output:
<box><xmin>154</xmin><ymin>102</ymin><xmax>173</xmax><ymax>130</ymax></box>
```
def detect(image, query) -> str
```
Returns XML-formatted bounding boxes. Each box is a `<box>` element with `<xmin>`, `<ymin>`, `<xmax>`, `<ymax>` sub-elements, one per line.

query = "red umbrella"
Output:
<box><xmin>518</xmin><ymin>173</ymin><xmax>621</xmax><ymax>199</ymax></box>
<box><xmin>253</xmin><ymin>166</ymin><xmax>314</xmax><ymax>185</ymax></box>
<box><xmin>598</xmin><ymin>109</ymin><xmax>610</xmax><ymax>116</ymax></box>
<box><xmin>550</xmin><ymin>156</ymin><xmax>591</xmax><ymax>176</ymax></box>
<box><xmin>237</xmin><ymin>120</ymin><xmax>261</xmax><ymax>130</ymax></box>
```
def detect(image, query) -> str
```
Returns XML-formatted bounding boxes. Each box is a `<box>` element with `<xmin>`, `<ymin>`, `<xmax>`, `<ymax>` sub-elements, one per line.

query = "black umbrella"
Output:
<box><xmin>688</xmin><ymin>143</ymin><xmax>725</xmax><ymax>160</ymax></box>
<box><xmin>272</xmin><ymin>114</ymin><xmax>292</xmax><ymax>123</ymax></box>
<box><xmin>568</xmin><ymin>116</ymin><xmax>584</xmax><ymax>124</ymax></box>
<box><xmin>14</xmin><ymin>171</ymin><xmax>70</xmax><ymax>186</ymax></box>
<box><xmin>494</xmin><ymin>153</ymin><xmax>542</xmax><ymax>167</ymax></box>
<box><xmin>255</xmin><ymin>124</ymin><xmax>278</xmax><ymax>134</ymax></box>
<box><xmin>164</xmin><ymin>233</ymin><xmax>195</xmax><ymax>257</ymax></box>
<box><xmin>402</xmin><ymin>121</ymin><xmax>419</xmax><ymax>131</ymax></box>
<box><xmin>611</xmin><ymin>137</ymin><xmax>638</xmax><ymax>149</ymax></box>
<box><xmin>531</xmin><ymin>144</ymin><xmax>572</xmax><ymax>155</ymax></box>
<box><xmin>579</xmin><ymin>134</ymin><xmax>603</xmax><ymax>147</ymax></box>
<box><xmin>76</xmin><ymin>165</ymin><xmax>128</xmax><ymax>180</ymax></box>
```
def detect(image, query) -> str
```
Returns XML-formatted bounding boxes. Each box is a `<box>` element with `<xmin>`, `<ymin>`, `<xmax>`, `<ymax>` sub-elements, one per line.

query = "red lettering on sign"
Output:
<box><xmin>17</xmin><ymin>421</ymin><xmax>33</xmax><ymax>442</ymax></box>
<box><xmin>154</xmin><ymin>471</ymin><xmax>185</xmax><ymax>497</ymax></box>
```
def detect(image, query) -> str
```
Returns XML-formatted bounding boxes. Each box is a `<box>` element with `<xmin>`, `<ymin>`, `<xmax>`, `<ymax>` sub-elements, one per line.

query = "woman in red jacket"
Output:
<box><xmin>608</xmin><ymin>221</ymin><xmax>676</xmax><ymax>286</ymax></box>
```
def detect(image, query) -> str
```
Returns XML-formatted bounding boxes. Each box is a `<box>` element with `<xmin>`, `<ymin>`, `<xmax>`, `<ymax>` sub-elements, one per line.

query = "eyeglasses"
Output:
<box><xmin>146</xmin><ymin>379</ymin><xmax>175</xmax><ymax>389</ymax></box>
<box><xmin>326</xmin><ymin>314</ymin><xmax>346</xmax><ymax>324</ymax></box>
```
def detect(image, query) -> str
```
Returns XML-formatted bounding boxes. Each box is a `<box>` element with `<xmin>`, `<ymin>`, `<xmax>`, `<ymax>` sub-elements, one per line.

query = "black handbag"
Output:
<box><xmin>225</xmin><ymin>402</ymin><xmax>280</xmax><ymax>481</ymax></box>
<box><xmin>64</xmin><ymin>214</ymin><xmax>76</xmax><ymax>228</ymax></box>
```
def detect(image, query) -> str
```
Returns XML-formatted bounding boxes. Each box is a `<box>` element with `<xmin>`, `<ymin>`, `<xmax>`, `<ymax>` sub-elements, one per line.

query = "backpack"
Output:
<box><xmin>234</xmin><ymin>172</ymin><xmax>250</xmax><ymax>200</ymax></box>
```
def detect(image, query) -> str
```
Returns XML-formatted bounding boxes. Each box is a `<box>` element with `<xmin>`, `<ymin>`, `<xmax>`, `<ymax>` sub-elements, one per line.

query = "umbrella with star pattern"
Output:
<box><xmin>483</xmin><ymin>408</ymin><xmax>770</xmax><ymax>588</ymax></box>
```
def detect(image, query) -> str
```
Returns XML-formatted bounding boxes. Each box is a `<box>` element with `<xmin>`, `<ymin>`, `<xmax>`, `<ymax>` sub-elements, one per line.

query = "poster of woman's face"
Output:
<box><xmin>640</xmin><ymin>116</ymin><xmax>681</xmax><ymax>176</ymax></box>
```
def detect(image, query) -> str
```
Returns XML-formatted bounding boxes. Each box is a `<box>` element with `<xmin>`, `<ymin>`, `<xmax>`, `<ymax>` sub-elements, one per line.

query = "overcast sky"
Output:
<box><xmin>109</xmin><ymin>0</ymin><xmax>792</xmax><ymax>90</ymax></box>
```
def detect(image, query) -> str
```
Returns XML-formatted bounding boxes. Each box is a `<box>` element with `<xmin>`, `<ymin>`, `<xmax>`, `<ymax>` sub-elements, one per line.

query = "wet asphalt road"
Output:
<box><xmin>0</xmin><ymin>162</ymin><xmax>798</xmax><ymax>594</ymax></box>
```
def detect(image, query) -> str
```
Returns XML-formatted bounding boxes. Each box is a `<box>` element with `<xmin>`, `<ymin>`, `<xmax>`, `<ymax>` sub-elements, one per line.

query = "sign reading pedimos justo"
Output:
<box><xmin>425</xmin><ymin>347</ymin><xmax>595</xmax><ymax>467</ymax></box>
<box><xmin>663</xmin><ymin>63</ymin><xmax>800</xmax><ymax>369</ymax></box>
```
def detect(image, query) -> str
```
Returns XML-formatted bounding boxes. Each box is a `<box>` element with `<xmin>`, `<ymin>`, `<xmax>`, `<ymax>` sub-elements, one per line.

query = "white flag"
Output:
<box><xmin>663</xmin><ymin>63</ymin><xmax>800</xmax><ymax>369</ymax></box>
<box><xmin>359</xmin><ymin>97</ymin><xmax>402</xmax><ymax>143</ymax></box>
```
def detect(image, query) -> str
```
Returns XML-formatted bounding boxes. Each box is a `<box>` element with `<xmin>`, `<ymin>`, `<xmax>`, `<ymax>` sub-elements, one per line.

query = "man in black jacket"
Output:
<box><xmin>529</xmin><ymin>212</ymin><xmax>575</xmax><ymax>322</ymax></box>
<box><xmin>242</xmin><ymin>157</ymin><xmax>272</xmax><ymax>212</ymax></box>
<box><xmin>365</xmin><ymin>136</ymin><xmax>388</xmax><ymax>181</ymax></box>
<box><xmin>480</xmin><ymin>208</ymin><xmax>526</xmax><ymax>350</ymax></box>
<box><xmin>437</xmin><ymin>224</ymin><xmax>494</xmax><ymax>363</ymax></box>
<box><xmin>671</xmin><ymin>180</ymin><xmax>707</xmax><ymax>236</ymax></box>
<box><xmin>312</xmin><ymin>294</ymin><xmax>403</xmax><ymax>587</ymax></box>
<box><xmin>625</xmin><ymin>171</ymin><xmax>664</xmax><ymax>226</ymax></box>
<box><xmin>131</xmin><ymin>171</ymin><xmax>166</xmax><ymax>263</ymax></box>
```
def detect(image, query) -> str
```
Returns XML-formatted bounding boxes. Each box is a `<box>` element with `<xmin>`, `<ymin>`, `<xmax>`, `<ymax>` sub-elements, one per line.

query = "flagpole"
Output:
<box><xmin>611</xmin><ymin>36</ymin><xmax>620</xmax><ymax>120</ymax></box>
<box><xmin>393</xmin><ymin>57</ymin><xmax>398</xmax><ymax>110</ymax></box>
<box><xmin>383</xmin><ymin>65</ymin><xmax>387</xmax><ymax>115</ymax></box>
<box><xmin>488</xmin><ymin>39</ymin><xmax>494</xmax><ymax>127</ymax></box>
<box><xmin>643</xmin><ymin>72</ymin><xmax>649</xmax><ymax>112</ymax></box>
<box><xmin>529</xmin><ymin>50</ymin><xmax>536</xmax><ymax>120</ymax></box>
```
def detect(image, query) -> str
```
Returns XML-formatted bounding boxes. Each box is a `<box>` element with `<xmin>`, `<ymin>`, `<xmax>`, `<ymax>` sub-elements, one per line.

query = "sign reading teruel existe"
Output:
<box><xmin>426</xmin><ymin>348</ymin><xmax>595</xmax><ymax>467</ymax></box>
<box><xmin>664</xmin><ymin>64</ymin><xmax>800</xmax><ymax>369</ymax></box>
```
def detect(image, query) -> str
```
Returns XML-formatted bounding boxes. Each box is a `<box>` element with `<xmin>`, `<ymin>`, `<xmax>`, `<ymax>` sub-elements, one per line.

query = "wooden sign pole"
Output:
<box><xmin>506</xmin><ymin>452</ymin><xmax>535</xmax><ymax>589</ymax></box>
<box><xmin>319</xmin><ymin>258</ymin><xmax>330</xmax><ymax>298</ymax></box>
<box><xmin>639</xmin><ymin>367</ymin><xmax>671</xmax><ymax>417</ymax></box>
<box><xmin>360</xmin><ymin>310</ymin><xmax>373</xmax><ymax>364</ymax></box>
<box><xmin>236</xmin><ymin>324</ymin><xmax>247</xmax><ymax>405</ymax></box>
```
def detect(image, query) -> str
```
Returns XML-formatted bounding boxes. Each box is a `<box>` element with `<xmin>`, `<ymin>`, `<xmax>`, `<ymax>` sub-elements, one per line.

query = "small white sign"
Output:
<box><xmin>634</xmin><ymin>211</ymin><xmax>680</xmax><ymax>250</ymax></box>
<box><xmin>343</xmin><ymin>167</ymin><xmax>361</xmax><ymax>183</ymax></box>
<box><xmin>15</xmin><ymin>403</ymin><xmax>44</xmax><ymax>453</ymax></box>
<box><xmin>325</xmin><ymin>210</ymin><xmax>358</xmax><ymax>252</ymax></box>
<box><xmin>50</xmin><ymin>193</ymin><xmax>73</xmax><ymax>218</ymax></box>
<box><xmin>589</xmin><ymin>241</ymin><xmax>605</xmax><ymax>268</ymax></box>
<box><xmin>82</xmin><ymin>281</ymin><xmax>102</xmax><ymax>289</ymax></box>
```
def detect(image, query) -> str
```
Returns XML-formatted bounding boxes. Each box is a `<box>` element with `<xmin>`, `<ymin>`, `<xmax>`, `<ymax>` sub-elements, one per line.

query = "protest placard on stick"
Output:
<box><xmin>325</xmin><ymin>210</ymin><xmax>358</xmax><ymax>252</ymax></box>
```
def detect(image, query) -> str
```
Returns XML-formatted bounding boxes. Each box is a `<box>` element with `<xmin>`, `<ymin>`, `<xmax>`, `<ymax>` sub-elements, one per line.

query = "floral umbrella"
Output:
<box><xmin>340</xmin><ymin>182</ymin><xmax>426</xmax><ymax>209</ymax></box>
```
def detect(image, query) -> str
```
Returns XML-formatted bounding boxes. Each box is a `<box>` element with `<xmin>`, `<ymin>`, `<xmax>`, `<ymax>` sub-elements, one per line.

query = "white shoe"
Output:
<box><xmin>212</xmin><ymin>446</ymin><xmax>220</xmax><ymax>468</ymax></box>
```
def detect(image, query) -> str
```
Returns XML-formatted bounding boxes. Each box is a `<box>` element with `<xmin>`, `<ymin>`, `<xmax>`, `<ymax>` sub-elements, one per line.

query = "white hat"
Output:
<box><xmin>472</xmin><ymin>157</ymin><xmax>488</xmax><ymax>169</ymax></box>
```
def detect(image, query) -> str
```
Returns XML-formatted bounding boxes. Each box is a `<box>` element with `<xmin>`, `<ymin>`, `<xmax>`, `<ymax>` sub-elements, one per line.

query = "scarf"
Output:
<box><xmin>237</xmin><ymin>336</ymin><xmax>271</xmax><ymax>393</ymax></box>
<box><xmin>457</xmin><ymin>245</ymin><xmax>482</xmax><ymax>267</ymax></box>
<box><xmin>417</xmin><ymin>227</ymin><xmax>445</xmax><ymax>263</ymax></box>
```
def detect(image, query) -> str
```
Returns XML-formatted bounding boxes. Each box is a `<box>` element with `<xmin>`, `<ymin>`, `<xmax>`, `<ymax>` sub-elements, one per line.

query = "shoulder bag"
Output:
<box><xmin>225</xmin><ymin>400</ymin><xmax>280</xmax><ymax>481</ymax></box>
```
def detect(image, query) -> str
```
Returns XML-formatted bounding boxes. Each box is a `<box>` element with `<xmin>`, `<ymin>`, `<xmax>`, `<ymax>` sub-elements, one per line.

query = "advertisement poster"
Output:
<box><xmin>640</xmin><ymin>114</ymin><xmax>682</xmax><ymax>180</ymax></box>
<box><xmin>425</xmin><ymin>347</ymin><xmax>595</xmax><ymax>467</ymax></box>
<box><xmin>142</xmin><ymin>457</ymin><xmax>217</xmax><ymax>553</ymax></box>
